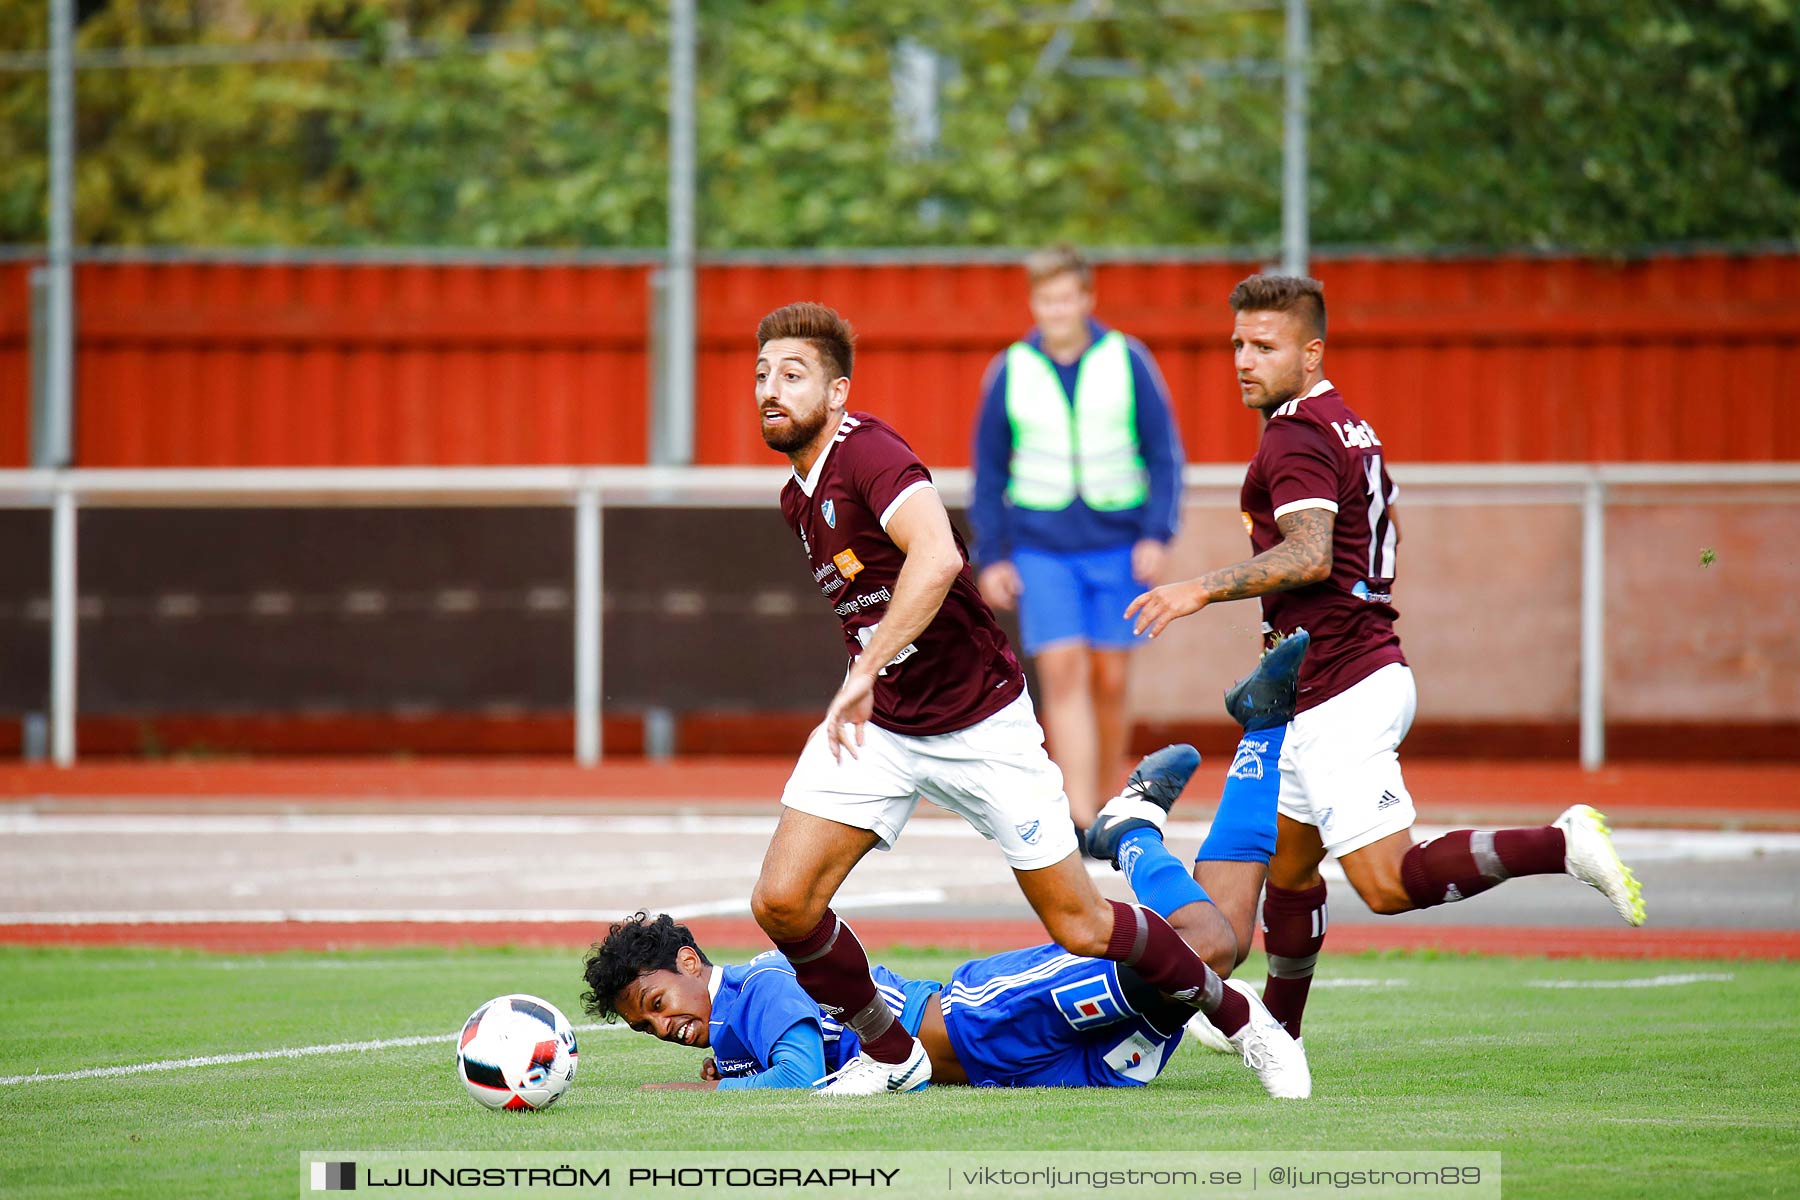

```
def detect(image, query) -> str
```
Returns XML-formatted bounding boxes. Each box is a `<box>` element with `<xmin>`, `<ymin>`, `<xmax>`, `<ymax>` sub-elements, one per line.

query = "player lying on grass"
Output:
<box><xmin>581</xmin><ymin>638</ymin><xmax>1316</xmax><ymax>1097</ymax></box>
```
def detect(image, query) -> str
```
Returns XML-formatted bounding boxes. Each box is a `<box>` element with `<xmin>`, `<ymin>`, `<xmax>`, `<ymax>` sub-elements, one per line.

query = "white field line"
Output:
<box><xmin>0</xmin><ymin>887</ymin><xmax>950</xmax><ymax>926</ymax></box>
<box><xmin>0</xmin><ymin>1022</ymin><xmax>627</xmax><ymax>1088</ymax></box>
<box><xmin>0</xmin><ymin>812</ymin><xmax>788</xmax><ymax>838</ymax></box>
<box><xmin>1528</xmin><ymin>972</ymin><xmax>1735</xmax><ymax>989</ymax></box>
<box><xmin>1309</xmin><ymin>978</ymin><xmax>1409</xmax><ymax>988</ymax></box>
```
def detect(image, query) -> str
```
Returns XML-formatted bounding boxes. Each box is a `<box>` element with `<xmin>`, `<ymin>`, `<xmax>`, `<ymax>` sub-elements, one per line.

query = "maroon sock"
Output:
<box><xmin>1261</xmin><ymin>881</ymin><xmax>1326</xmax><ymax>1039</ymax></box>
<box><xmin>1495</xmin><ymin>826</ymin><xmax>1567</xmax><ymax>875</ymax></box>
<box><xmin>1100</xmin><ymin>900</ymin><xmax>1248</xmax><ymax>1031</ymax></box>
<box><xmin>1400</xmin><ymin>827</ymin><xmax>1567</xmax><ymax>910</ymax></box>
<box><xmin>1204</xmin><ymin>983</ymin><xmax>1253</xmax><ymax>1039</ymax></box>
<box><xmin>772</xmin><ymin>909</ymin><xmax>913</xmax><ymax>1064</ymax></box>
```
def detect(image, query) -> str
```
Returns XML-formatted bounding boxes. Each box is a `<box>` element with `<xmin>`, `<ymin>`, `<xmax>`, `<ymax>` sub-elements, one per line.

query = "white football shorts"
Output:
<box><xmin>1277</xmin><ymin>661</ymin><xmax>1418</xmax><ymax>857</ymax></box>
<box><xmin>780</xmin><ymin>688</ymin><xmax>1078</xmax><ymax>871</ymax></box>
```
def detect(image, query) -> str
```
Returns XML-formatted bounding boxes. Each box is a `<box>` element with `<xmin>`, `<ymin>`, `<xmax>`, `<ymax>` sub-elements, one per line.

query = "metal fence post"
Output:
<box><xmin>656</xmin><ymin>0</ymin><xmax>697</xmax><ymax>467</ymax></box>
<box><xmin>44</xmin><ymin>0</ymin><xmax>76</xmax><ymax>469</ymax></box>
<box><xmin>1579</xmin><ymin>474</ymin><xmax>1606</xmax><ymax>770</ymax></box>
<box><xmin>575</xmin><ymin>486</ymin><xmax>603</xmax><ymax>765</ymax></box>
<box><xmin>1281</xmin><ymin>0</ymin><xmax>1309</xmax><ymax>276</ymax></box>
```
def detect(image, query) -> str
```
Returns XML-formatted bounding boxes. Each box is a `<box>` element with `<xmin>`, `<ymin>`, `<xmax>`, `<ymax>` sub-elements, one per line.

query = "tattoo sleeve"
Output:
<box><xmin>1200</xmin><ymin>508</ymin><xmax>1335</xmax><ymax>603</ymax></box>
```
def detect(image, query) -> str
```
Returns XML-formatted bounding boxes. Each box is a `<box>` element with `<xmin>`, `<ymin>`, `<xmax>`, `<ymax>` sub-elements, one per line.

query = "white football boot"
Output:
<box><xmin>813</xmin><ymin>1037</ymin><xmax>932</xmax><ymax>1096</ymax></box>
<box><xmin>1184</xmin><ymin>1007</ymin><xmax>1237</xmax><ymax>1054</ymax></box>
<box><xmin>1222</xmin><ymin>979</ymin><xmax>1311</xmax><ymax>1099</ymax></box>
<box><xmin>1555</xmin><ymin>804</ymin><xmax>1646</xmax><ymax>926</ymax></box>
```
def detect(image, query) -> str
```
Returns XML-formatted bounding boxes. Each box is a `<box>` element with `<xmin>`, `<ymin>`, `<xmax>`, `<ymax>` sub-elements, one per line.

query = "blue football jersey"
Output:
<box><xmin>707</xmin><ymin>951</ymin><xmax>940</xmax><ymax>1087</ymax></box>
<box><xmin>938</xmin><ymin>944</ymin><xmax>1185</xmax><ymax>1088</ymax></box>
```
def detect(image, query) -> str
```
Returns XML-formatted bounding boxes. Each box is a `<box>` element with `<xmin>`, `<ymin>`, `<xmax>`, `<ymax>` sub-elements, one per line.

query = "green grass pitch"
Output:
<box><xmin>2</xmin><ymin>945</ymin><xmax>1796</xmax><ymax>1199</ymax></box>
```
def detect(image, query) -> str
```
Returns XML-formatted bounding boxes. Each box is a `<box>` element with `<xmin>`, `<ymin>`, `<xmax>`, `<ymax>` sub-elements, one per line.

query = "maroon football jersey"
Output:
<box><xmin>781</xmin><ymin>413</ymin><xmax>1025</xmax><ymax>736</ymax></box>
<box><xmin>1241</xmin><ymin>380</ymin><xmax>1406</xmax><ymax>712</ymax></box>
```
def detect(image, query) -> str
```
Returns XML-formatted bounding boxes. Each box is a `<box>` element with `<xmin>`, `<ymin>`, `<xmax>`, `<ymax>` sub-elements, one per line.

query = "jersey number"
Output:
<box><xmin>1363</xmin><ymin>453</ymin><xmax>1398</xmax><ymax>586</ymax></box>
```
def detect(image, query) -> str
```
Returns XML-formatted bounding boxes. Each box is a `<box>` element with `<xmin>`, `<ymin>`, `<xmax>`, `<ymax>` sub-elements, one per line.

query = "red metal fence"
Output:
<box><xmin>2</xmin><ymin>251</ymin><xmax>1796</xmax><ymax>468</ymax></box>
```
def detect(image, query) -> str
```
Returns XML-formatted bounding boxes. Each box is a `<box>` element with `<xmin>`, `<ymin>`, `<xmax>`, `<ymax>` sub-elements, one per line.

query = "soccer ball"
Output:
<box><xmin>456</xmin><ymin>994</ymin><xmax>579</xmax><ymax>1111</ymax></box>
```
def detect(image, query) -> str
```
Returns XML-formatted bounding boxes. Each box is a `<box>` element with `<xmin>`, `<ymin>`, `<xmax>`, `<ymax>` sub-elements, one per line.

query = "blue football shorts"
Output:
<box><xmin>938</xmin><ymin>944</ymin><xmax>1184</xmax><ymax>1088</ymax></box>
<box><xmin>1012</xmin><ymin>543</ymin><xmax>1143</xmax><ymax>654</ymax></box>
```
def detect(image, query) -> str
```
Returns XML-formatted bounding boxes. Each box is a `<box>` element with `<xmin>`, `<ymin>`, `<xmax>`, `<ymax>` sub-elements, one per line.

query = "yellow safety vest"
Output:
<box><xmin>1003</xmin><ymin>330</ymin><xmax>1148</xmax><ymax>512</ymax></box>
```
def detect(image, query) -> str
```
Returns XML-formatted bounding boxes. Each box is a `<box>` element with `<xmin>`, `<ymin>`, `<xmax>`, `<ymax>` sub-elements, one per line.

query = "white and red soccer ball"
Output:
<box><xmin>456</xmin><ymin>994</ymin><xmax>578</xmax><ymax>1110</ymax></box>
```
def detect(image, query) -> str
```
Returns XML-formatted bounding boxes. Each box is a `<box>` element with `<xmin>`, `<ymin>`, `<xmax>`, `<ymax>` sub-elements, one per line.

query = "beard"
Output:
<box><xmin>761</xmin><ymin>401</ymin><xmax>833</xmax><ymax>452</ymax></box>
<box><xmin>1247</xmin><ymin>362</ymin><xmax>1307</xmax><ymax>411</ymax></box>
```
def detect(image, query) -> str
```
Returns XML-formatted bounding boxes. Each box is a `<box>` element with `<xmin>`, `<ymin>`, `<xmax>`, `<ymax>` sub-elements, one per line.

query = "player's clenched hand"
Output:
<box><xmin>700</xmin><ymin>1057</ymin><xmax>721</xmax><ymax>1082</ymax></box>
<box><xmin>1126</xmin><ymin>580</ymin><xmax>1210</xmax><ymax>639</ymax></box>
<box><xmin>977</xmin><ymin>562</ymin><xmax>1021</xmax><ymax>612</ymax></box>
<box><xmin>818</xmin><ymin>670</ymin><xmax>876</xmax><ymax>763</ymax></box>
<box><xmin>1130</xmin><ymin>539</ymin><xmax>1168</xmax><ymax>587</ymax></box>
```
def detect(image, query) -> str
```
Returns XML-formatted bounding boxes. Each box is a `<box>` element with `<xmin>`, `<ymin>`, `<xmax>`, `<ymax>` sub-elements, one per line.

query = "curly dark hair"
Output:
<box><xmin>580</xmin><ymin>911</ymin><xmax>712</xmax><ymax>1022</ymax></box>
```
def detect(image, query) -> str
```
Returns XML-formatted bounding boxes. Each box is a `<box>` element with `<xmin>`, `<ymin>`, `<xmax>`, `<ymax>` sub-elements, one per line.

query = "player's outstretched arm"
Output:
<box><xmin>1125</xmin><ymin>509</ymin><xmax>1334</xmax><ymax>639</ymax></box>
<box><xmin>817</xmin><ymin>487</ymin><xmax>963</xmax><ymax>761</ymax></box>
<box><xmin>715</xmin><ymin>1023</ymin><xmax>832</xmax><ymax>1092</ymax></box>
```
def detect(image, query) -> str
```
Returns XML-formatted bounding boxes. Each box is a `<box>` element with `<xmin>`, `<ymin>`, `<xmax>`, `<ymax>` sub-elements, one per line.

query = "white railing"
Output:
<box><xmin>2</xmin><ymin>462</ymin><xmax>1797</xmax><ymax>769</ymax></box>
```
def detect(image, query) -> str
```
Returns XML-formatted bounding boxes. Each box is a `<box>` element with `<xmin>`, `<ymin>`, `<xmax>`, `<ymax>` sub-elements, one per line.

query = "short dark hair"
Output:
<box><xmin>757</xmin><ymin>301</ymin><xmax>856</xmax><ymax>380</ymax></box>
<box><xmin>1024</xmin><ymin>244</ymin><xmax>1093</xmax><ymax>290</ymax></box>
<box><xmin>581</xmin><ymin>911</ymin><xmax>711</xmax><ymax>1021</ymax></box>
<box><xmin>1229</xmin><ymin>273</ymin><xmax>1327</xmax><ymax>340</ymax></box>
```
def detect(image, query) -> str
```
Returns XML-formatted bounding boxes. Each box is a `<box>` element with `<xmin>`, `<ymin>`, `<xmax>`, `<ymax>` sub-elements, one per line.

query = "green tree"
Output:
<box><xmin>1</xmin><ymin>0</ymin><xmax>1795</xmax><ymax>250</ymax></box>
<box><xmin>1312</xmin><ymin>0</ymin><xmax>1800</xmax><ymax>249</ymax></box>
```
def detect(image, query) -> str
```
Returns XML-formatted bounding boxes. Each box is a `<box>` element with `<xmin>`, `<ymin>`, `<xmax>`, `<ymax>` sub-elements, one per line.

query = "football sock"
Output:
<box><xmin>1261</xmin><ymin>880</ymin><xmax>1327</xmax><ymax>1039</ymax></box>
<box><xmin>774</xmin><ymin>909</ymin><xmax>914</xmax><ymax>1065</ymax></box>
<box><xmin>1119</xmin><ymin>827</ymin><xmax>1211</xmax><ymax>920</ymax></box>
<box><xmin>1196</xmin><ymin>729</ymin><xmax>1284</xmax><ymax>864</ymax></box>
<box><xmin>1399</xmin><ymin>827</ymin><xmax>1567</xmax><ymax>909</ymax></box>
<box><xmin>1102</xmin><ymin>900</ymin><xmax>1250</xmax><ymax>1035</ymax></box>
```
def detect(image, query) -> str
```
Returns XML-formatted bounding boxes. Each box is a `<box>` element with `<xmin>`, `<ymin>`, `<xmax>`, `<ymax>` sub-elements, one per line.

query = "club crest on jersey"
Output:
<box><xmin>1228</xmin><ymin>736</ymin><xmax>1271</xmax><ymax>781</ymax></box>
<box><xmin>821</xmin><ymin>498</ymin><xmax>837</xmax><ymax>528</ymax></box>
<box><xmin>1015</xmin><ymin>820</ymin><xmax>1041</xmax><ymax>846</ymax></box>
<box><xmin>1052</xmin><ymin>974</ymin><xmax>1124</xmax><ymax>1031</ymax></box>
<box><xmin>833</xmin><ymin>549</ymin><xmax>865</xmax><ymax>581</ymax></box>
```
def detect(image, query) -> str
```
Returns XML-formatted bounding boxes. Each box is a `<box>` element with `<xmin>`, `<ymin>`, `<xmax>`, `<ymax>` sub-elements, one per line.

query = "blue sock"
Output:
<box><xmin>1118</xmin><ymin>827</ymin><xmax>1211</xmax><ymax>920</ymax></box>
<box><xmin>1196</xmin><ymin>727</ymin><xmax>1285</xmax><ymax>864</ymax></box>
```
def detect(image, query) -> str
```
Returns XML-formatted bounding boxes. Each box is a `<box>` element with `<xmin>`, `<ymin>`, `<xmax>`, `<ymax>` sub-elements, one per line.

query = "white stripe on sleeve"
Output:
<box><xmin>1272</xmin><ymin>498</ymin><xmax>1339</xmax><ymax>520</ymax></box>
<box><xmin>879</xmin><ymin>480</ymin><xmax>936</xmax><ymax>530</ymax></box>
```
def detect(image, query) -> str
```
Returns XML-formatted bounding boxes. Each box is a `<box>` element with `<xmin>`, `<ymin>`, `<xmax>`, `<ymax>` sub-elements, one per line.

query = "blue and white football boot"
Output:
<box><xmin>1084</xmin><ymin>744</ymin><xmax>1203</xmax><ymax>867</ymax></box>
<box><xmin>1223</xmin><ymin>628</ymin><xmax>1311</xmax><ymax>733</ymax></box>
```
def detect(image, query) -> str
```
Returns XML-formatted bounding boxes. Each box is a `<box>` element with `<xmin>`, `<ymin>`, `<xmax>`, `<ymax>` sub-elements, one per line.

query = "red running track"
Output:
<box><xmin>3</xmin><ymin>919</ymin><xmax>1794</xmax><ymax>960</ymax></box>
<box><xmin>3</xmin><ymin>758</ymin><xmax>1797</xmax><ymax>813</ymax></box>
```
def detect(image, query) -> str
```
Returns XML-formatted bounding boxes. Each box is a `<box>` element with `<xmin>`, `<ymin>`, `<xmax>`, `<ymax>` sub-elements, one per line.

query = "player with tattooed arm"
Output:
<box><xmin>1126</xmin><ymin>274</ymin><xmax>1645</xmax><ymax>1043</ymax></box>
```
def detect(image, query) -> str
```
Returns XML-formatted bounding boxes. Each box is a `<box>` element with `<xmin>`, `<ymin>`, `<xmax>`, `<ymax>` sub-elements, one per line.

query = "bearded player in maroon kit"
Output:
<box><xmin>746</xmin><ymin>301</ymin><xmax>1309</xmax><ymax>1098</ymax></box>
<box><xmin>1128</xmin><ymin>274</ymin><xmax>1645</xmax><ymax>1044</ymax></box>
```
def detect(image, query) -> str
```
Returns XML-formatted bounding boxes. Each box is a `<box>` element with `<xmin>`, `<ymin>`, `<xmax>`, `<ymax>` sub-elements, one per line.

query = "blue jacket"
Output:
<box><xmin>969</xmin><ymin>318</ymin><xmax>1184</xmax><ymax>565</ymax></box>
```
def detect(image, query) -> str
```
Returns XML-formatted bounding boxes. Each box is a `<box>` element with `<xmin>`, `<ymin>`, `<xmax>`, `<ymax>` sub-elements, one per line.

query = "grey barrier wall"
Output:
<box><xmin>0</xmin><ymin>467</ymin><xmax>1794</xmax><ymax>762</ymax></box>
